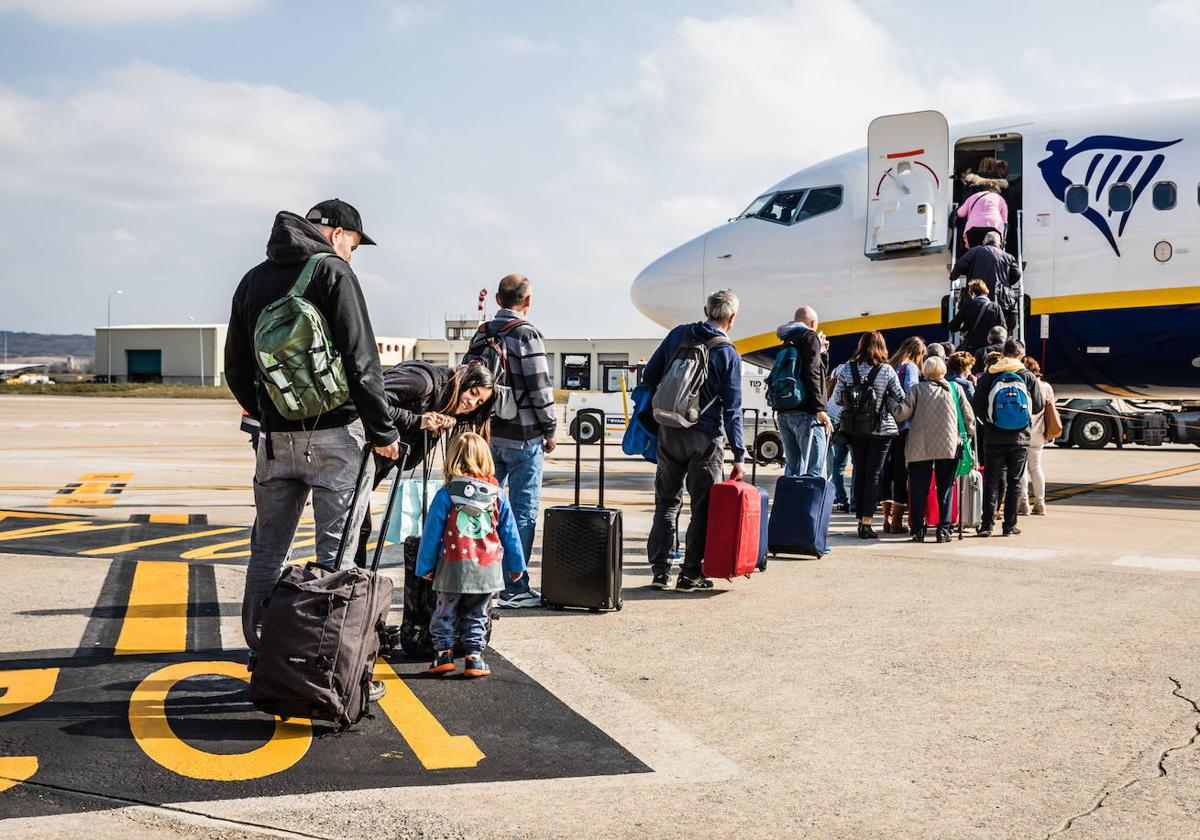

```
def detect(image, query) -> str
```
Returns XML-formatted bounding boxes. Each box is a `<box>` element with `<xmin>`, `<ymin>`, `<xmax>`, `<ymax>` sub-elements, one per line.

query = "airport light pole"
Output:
<box><xmin>189</xmin><ymin>316</ymin><xmax>205</xmax><ymax>386</ymax></box>
<box><xmin>106</xmin><ymin>290</ymin><xmax>123</xmax><ymax>384</ymax></box>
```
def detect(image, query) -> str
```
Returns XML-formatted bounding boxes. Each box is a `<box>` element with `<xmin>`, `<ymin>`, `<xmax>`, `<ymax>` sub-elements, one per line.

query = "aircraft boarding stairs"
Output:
<box><xmin>945</xmin><ymin>208</ymin><xmax>1026</xmax><ymax>348</ymax></box>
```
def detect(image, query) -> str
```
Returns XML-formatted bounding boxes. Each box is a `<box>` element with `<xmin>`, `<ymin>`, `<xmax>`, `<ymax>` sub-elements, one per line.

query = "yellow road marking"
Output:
<box><xmin>0</xmin><ymin>667</ymin><xmax>60</xmax><ymax>717</ymax></box>
<box><xmin>372</xmin><ymin>658</ymin><xmax>485</xmax><ymax>769</ymax></box>
<box><xmin>1047</xmin><ymin>462</ymin><xmax>1200</xmax><ymax>501</ymax></box>
<box><xmin>48</xmin><ymin>471</ymin><xmax>134</xmax><ymax>508</ymax></box>
<box><xmin>147</xmin><ymin>513</ymin><xmax>191</xmax><ymax>524</ymax></box>
<box><xmin>114</xmin><ymin>561</ymin><xmax>189</xmax><ymax>655</ymax></box>
<box><xmin>129</xmin><ymin>660</ymin><xmax>312</xmax><ymax>781</ymax></box>
<box><xmin>0</xmin><ymin>757</ymin><xmax>38</xmax><ymax>793</ymax></box>
<box><xmin>0</xmin><ymin>521</ymin><xmax>135</xmax><ymax>542</ymax></box>
<box><xmin>0</xmin><ymin>510</ymin><xmax>81</xmax><ymax>522</ymax></box>
<box><xmin>81</xmin><ymin>526</ymin><xmax>242</xmax><ymax>556</ymax></box>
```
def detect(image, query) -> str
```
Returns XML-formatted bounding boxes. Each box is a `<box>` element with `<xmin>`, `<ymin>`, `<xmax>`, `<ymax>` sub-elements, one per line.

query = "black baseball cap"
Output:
<box><xmin>305</xmin><ymin>199</ymin><xmax>376</xmax><ymax>246</ymax></box>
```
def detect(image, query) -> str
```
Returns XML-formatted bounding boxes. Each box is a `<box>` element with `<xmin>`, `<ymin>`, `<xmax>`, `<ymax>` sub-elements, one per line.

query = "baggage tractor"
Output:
<box><xmin>251</xmin><ymin>445</ymin><xmax>403</xmax><ymax>727</ymax></box>
<box><xmin>767</xmin><ymin>474</ymin><xmax>834</xmax><ymax>558</ymax></box>
<box><xmin>542</xmin><ymin>409</ymin><xmax>623</xmax><ymax>611</ymax></box>
<box><xmin>702</xmin><ymin>479</ymin><xmax>761</xmax><ymax>579</ymax></box>
<box><xmin>957</xmin><ymin>469</ymin><xmax>984</xmax><ymax>537</ymax></box>
<box><xmin>745</xmin><ymin>408</ymin><xmax>770</xmax><ymax>572</ymax></box>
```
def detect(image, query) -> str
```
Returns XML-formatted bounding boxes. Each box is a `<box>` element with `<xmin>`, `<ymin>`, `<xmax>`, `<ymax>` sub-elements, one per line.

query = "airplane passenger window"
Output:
<box><xmin>1152</xmin><ymin>181</ymin><xmax>1176</xmax><ymax>210</ymax></box>
<box><xmin>1064</xmin><ymin>185</ymin><xmax>1089</xmax><ymax>214</ymax></box>
<box><xmin>794</xmin><ymin>186</ymin><xmax>843</xmax><ymax>222</ymax></box>
<box><xmin>1108</xmin><ymin>183</ymin><xmax>1133</xmax><ymax>213</ymax></box>
<box><xmin>755</xmin><ymin>190</ymin><xmax>807</xmax><ymax>225</ymax></box>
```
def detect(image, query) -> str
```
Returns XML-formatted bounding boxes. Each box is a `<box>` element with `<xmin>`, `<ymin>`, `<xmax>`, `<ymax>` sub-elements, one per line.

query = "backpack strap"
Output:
<box><xmin>287</xmin><ymin>252</ymin><xmax>333</xmax><ymax>298</ymax></box>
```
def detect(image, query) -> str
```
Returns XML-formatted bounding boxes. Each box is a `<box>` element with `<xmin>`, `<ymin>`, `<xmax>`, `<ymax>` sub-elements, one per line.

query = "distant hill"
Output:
<box><xmin>2</xmin><ymin>332</ymin><xmax>95</xmax><ymax>358</ymax></box>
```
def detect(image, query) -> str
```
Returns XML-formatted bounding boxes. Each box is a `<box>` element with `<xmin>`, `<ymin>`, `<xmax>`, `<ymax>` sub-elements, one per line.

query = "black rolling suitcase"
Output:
<box><xmin>541</xmin><ymin>409</ymin><xmax>623</xmax><ymax>612</ymax></box>
<box><xmin>251</xmin><ymin>444</ymin><xmax>404</xmax><ymax>727</ymax></box>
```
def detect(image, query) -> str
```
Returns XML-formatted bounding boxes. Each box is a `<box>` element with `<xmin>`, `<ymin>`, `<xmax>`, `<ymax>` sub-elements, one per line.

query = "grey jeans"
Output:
<box><xmin>242</xmin><ymin>421</ymin><xmax>374</xmax><ymax>650</ymax></box>
<box><xmin>646</xmin><ymin>426</ymin><xmax>725</xmax><ymax>578</ymax></box>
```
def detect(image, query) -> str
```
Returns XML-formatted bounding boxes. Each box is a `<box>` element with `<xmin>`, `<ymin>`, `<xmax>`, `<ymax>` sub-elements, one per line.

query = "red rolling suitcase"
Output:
<box><xmin>702</xmin><ymin>479</ymin><xmax>762</xmax><ymax>579</ymax></box>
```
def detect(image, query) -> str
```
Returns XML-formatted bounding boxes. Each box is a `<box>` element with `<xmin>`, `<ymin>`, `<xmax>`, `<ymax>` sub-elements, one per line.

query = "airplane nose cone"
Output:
<box><xmin>631</xmin><ymin>234</ymin><xmax>705</xmax><ymax>329</ymax></box>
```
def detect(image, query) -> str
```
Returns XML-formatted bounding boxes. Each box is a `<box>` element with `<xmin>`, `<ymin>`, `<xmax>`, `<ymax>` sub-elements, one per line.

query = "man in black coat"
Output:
<box><xmin>948</xmin><ymin>279</ymin><xmax>1006</xmax><ymax>354</ymax></box>
<box><xmin>949</xmin><ymin>231</ymin><xmax>1022</xmax><ymax>330</ymax></box>
<box><xmin>226</xmin><ymin>200</ymin><xmax>399</xmax><ymax>660</ymax></box>
<box><xmin>971</xmin><ymin>338</ymin><xmax>1045</xmax><ymax>538</ymax></box>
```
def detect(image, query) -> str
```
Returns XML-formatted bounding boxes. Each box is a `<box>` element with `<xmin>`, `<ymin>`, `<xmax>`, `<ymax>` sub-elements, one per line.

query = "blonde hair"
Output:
<box><xmin>922</xmin><ymin>356</ymin><xmax>947</xmax><ymax>381</ymax></box>
<box><xmin>444</xmin><ymin>432</ymin><xmax>494</xmax><ymax>484</ymax></box>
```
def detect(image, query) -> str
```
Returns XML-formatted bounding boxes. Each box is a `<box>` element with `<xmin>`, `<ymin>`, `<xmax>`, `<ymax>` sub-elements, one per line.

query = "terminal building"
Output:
<box><xmin>95</xmin><ymin>319</ymin><xmax>663</xmax><ymax>393</ymax></box>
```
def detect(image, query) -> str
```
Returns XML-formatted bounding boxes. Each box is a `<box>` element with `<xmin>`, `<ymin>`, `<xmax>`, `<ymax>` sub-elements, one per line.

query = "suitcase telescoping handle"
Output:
<box><xmin>574</xmin><ymin>408</ymin><xmax>606</xmax><ymax>508</ymax></box>
<box><xmin>743</xmin><ymin>407</ymin><xmax>761</xmax><ymax>486</ymax></box>
<box><xmin>331</xmin><ymin>442</ymin><xmax>409</xmax><ymax>572</ymax></box>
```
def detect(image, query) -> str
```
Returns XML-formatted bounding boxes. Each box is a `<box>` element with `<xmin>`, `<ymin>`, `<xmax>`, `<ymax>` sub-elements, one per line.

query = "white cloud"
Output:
<box><xmin>110</xmin><ymin>228</ymin><xmax>135</xmax><ymax>243</ymax></box>
<box><xmin>1152</xmin><ymin>0</ymin><xmax>1200</xmax><ymax>29</ymax></box>
<box><xmin>491</xmin><ymin>35</ymin><xmax>564</xmax><ymax>59</ymax></box>
<box><xmin>0</xmin><ymin>61</ymin><xmax>391</xmax><ymax>210</ymax></box>
<box><xmin>384</xmin><ymin>0</ymin><xmax>439</xmax><ymax>32</ymax></box>
<box><xmin>0</xmin><ymin>0</ymin><xmax>264</xmax><ymax>25</ymax></box>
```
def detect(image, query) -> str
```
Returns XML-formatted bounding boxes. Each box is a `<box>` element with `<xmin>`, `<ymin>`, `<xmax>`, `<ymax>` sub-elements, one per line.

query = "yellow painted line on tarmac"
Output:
<box><xmin>372</xmin><ymin>657</ymin><xmax>484</xmax><ymax>770</ymax></box>
<box><xmin>1047</xmin><ymin>462</ymin><xmax>1200</xmax><ymax>501</ymax></box>
<box><xmin>147</xmin><ymin>513</ymin><xmax>190</xmax><ymax>524</ymax></box>
<box><xmin>80</xmin><ymin>526</ymin><xmax>243</xmax><ymax>556</ymax></box>
<box><xmin>48</xmin><ymin>471</ymin><xmax>134</xmax><ymax>508</ymax></box>
<box><xmin>0</xmin><ymin>510</ymin><xmax>81</xmax><ymax>522</ymax></box>
<box><xmin>0</xmin><ymin>521</ymin><xmax>136</xmax><ymax>542</ymax></box>
<box><xmin>114</xmin><ymin>561</ymin><xmax>189</xmax><ymax>655</ymax></box>
<box><xmin>0</xmin><ymin>756</ymin><xmax>39</xmax><ymax>793</ymax></box>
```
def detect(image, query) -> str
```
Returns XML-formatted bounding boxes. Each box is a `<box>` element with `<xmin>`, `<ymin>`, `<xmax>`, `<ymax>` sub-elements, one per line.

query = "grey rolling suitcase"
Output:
<box><xmin>541</xmin><ymin>409</ymin><xmax>623</xmax><ymax>612</ymax></box>
<box><xmin>250</xmin><ymin>445</ymin><xmax>403</xmax><ymax>727</ymax></box>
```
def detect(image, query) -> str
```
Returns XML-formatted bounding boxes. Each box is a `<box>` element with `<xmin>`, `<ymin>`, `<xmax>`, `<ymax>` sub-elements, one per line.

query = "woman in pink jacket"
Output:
<box><xmin>957</xmin><ymin>181</ymin><xmax>1008</xmax><ymax>249</ymax></box>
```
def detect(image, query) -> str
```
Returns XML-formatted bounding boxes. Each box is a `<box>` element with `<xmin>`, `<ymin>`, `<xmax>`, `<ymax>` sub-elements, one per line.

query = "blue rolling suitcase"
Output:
<box><xmin>767</xmin><ymin>475</ymin><xmax>834</xmax><ymax>558</ymax></box>
<box><xmin>745</xmin><ymin>409</ymin><xmax>770</xmax><ymax>571</ymax></box>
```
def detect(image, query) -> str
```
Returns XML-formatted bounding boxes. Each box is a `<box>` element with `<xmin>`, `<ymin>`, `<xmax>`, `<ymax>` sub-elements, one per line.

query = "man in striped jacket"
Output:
<box><xmin>476</xmin><ymin>274</ymin><xmax>557</xmax><ymax>608</ymax></box>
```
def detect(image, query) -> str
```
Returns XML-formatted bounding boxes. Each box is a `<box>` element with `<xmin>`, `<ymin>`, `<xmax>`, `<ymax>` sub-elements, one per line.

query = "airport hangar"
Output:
<box><xmin>94</xmin><ymin>320</ymin><xmax>664</xmax><ymax>394</ymax></box>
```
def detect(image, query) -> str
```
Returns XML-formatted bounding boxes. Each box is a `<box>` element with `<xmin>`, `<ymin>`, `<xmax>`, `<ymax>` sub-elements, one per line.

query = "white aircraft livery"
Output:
<box><xmin>631</xmin><ymin>100</ymin><xmax>1200</xmax><ymax>398</ymax></box>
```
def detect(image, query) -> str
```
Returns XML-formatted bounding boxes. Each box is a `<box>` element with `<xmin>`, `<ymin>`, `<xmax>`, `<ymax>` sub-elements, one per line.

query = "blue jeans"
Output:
<box><xmin>778</xmin><ymin>411</ymin><xmax>827</xmax><ymax>477</ymax></box>
<box><xmin>492</xmin><ymin>439</ymin><xmax>544</xmax><ymax>596</ymax></box>
<box><xmin>430</xmin><ymin>592</ymin><xmax>491</xmax><ymax>655</ymax></box>
<box><xmin>828</xmin><ymin>439</ymin><xmax>853</xmax><ymax>506</ymax></box>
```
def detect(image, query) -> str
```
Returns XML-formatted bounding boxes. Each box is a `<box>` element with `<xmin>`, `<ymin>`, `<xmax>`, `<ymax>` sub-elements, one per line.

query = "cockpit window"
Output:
<box><xmin>795</xmin><ymin>186</ymin><xmax>843</xmax><ymax>221</ymax></box>
<box><xmin>756</xmin><ymin>190</ymin><xmax>807</xmax><ymax>224</ymax></box>
<box><xmin>737</xmin><ymin>194</ymin><xmax>773</xmax><ymax>219</ymax></box>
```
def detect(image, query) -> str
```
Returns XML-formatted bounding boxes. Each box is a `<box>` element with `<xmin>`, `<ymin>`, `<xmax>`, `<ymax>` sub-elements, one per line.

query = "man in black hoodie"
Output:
<box><xmin>226</xmin><ymin>200</ymin><xmax>399</xmax><ymax>655</ymax></box>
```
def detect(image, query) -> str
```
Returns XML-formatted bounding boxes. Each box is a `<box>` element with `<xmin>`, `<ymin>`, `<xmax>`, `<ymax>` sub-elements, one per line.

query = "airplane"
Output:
<box><xmin>631</xmin><ymin>100</ymin><xmax>1200</xmax><ymax>399</ymax></box>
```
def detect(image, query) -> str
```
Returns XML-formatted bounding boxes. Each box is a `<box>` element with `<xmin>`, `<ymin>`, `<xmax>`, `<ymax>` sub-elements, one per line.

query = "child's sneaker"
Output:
<box><xmin>463</xmin><ymin>654</ymin><xmax>491</xmax><ymax>678</ymax></box>
<box><xmin>427</xmin><ymin>649</ymin><xmax>456</xmax><ymax>675</ymax></box>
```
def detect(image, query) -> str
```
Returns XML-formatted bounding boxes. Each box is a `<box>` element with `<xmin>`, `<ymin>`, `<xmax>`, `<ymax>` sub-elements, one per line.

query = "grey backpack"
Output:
<box><xmin>651</xmin><ymin>334</ymin><xmax>731</xmax><ymax>429</ymax></box>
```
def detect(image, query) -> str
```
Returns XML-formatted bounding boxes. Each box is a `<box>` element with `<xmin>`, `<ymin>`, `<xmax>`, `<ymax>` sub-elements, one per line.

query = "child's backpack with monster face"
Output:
<box><xmin>433</xmin><ymin>476</ymin><xmax>506</xmax><ymax>593</ymax></box>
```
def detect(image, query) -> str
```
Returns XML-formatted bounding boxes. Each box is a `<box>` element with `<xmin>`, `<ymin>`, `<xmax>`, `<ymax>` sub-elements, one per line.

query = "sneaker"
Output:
<box><xmin>367</xmin><ymin>679</ymin><xmax>387</xmax><ymax>701</ymax></box>
<box><xmin>977</xmin><ymin>527</ymin><xmax>992</xmax><ymax>538</ymax></box>
<box><xmin>497</xmin><ymin>589</ymin><xmax>542</xmax><ymax>609</ymax></box>
<box><xmin>1018</xmin><ymin>498</ymin><xmax>1031</xmax><ymax>516</ymax></box>
<box><xmin>675</xmin><ymin>574</ymin><xmax>714</xmax><ymax>592</ymax></box>
<box><xmin>1002</xmin><ymin>526</ymin><xmax>1022</xmax><ymax>537</ymax></box>
<box><xmin>651</xmin><ymin>571</ymin><xmax>670</xmax><ymax>590</ymax></box>
<box><xmin>835</xmin><ymin>502</ymin><xmax>851</xmax><ymax>514</ymax></box>
<box><xmin>427</xmin><ymin>649</ymin><xmax>456</xmax><ymax>675</ymax></box>
<box><xmin>463</xmin><ymin>654</ymin><xmax>491</xmax><ymax>678</ymax></box>
<box><xmin>1032</xmin><ymin>500</ymin><xmax>1046</xmax><ymax>516</ymax></box>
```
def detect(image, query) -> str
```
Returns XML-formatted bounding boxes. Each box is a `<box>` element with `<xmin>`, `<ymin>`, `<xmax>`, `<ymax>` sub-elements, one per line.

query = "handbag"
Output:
<box><xmin>1043</xmin><ymin>385</ymin><xmax>1063</xmax><ymax>440</ymax></box>
<box><xmin>951</xmin><ymin>382</ymin><xmax>975</xmax><ymax>477</ymax></box>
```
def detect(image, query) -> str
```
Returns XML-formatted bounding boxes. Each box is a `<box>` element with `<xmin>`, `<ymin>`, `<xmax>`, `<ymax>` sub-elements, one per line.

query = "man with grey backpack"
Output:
<box><xmin>644</xmin><ymin>289</ymin><xmax>745</xmax><ymax>592</ymax></box>
<box><xmin>225</xmin><ymin>200</ymin><xmax>399</xmax><ymax>673</ymax></box>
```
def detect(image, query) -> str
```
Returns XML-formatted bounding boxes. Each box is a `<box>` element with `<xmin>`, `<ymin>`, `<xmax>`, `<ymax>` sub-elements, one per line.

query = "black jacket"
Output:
<box><xmin>948</xmin><ymin>295</ymin><xmax>1006</xmax><ymax>352</ymax></box>
<box><xmin>225</xmin><ymin>212</ymin><xmax>397</xmax><ymax>447</ymax></box>
<box><xmin>776</xmin><ymin>323</ymin><xmax>827</xmax><ymax>413</ymax></box>
<box><xmin>949</xmin><ymin>245</ymin><xmax>1021</xmax><ymax>307</ymax></box>
<box><xmin>971</xmin><ymin>361</ymin><xmax>1045</xmax><ymax>447</ymax></box>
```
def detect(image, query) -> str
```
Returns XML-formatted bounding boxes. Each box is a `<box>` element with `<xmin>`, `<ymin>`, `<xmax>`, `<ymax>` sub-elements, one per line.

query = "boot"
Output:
<box><xmin>880</xmin><ymin>501</ymin><xmax>895</xmax><ymax>533</ymax></box>
<box><xmin>888</xmin><ymin>502</ymin><xmax>908</xmax><ymax>534</ymax></box>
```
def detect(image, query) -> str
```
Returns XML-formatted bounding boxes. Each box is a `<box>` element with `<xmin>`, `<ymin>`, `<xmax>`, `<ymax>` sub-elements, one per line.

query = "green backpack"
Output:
<box><xmin>253</xmin><ymin>253</ymin><xmax>350</xmax><ymax>421</ymax></box>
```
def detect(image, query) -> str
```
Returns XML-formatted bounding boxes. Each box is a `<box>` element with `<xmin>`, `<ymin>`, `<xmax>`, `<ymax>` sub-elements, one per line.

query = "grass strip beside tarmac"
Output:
<box><xmin>0</xmin><ymin>384</ymin><xmax>235</xmax><ymax>399</ymax></box>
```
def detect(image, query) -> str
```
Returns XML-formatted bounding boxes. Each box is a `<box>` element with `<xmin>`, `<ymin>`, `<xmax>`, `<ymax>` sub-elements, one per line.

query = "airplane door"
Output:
<box><xmin>865</xmin><ymin>111</ymin><xmax>950</xmax><ymax>259</ymax></box>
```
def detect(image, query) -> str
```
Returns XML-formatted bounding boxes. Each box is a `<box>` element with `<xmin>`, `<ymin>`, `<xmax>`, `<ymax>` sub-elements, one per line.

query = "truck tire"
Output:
<box><xmin>570</xmin><ymin>415</ymin><xmax>602</xmax><ymax>446</ymax></box>
<box><xmin>1071</xmin><ymin>415</ymin><xmax>1114</xmax><ymax>449</ymax></box>
<box><xmin>754</xmin><ymin>430</ymin><xmax>783</xmax><ymax>464</ymax></box>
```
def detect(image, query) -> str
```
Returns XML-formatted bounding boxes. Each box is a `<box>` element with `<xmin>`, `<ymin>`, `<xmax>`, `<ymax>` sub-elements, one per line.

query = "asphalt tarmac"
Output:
<box><xmin>2</xmin><ymin>395</ymin><xmax>1200</xmax><ymax>839</ymax></box>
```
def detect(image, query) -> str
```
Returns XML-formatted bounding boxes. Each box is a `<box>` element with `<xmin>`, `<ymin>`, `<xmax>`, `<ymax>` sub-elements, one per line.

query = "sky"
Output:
<box><xmin>2</xmin><ymin>0</ymin><xmax>1199</xmax><ymax>339</ymax></box>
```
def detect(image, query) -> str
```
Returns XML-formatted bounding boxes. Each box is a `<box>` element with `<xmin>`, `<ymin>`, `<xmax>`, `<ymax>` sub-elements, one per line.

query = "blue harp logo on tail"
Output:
<box><xmin>1037</xmin><ymin>135</ymin><xmax>1182</xmax><ymax>256</ymax></box>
